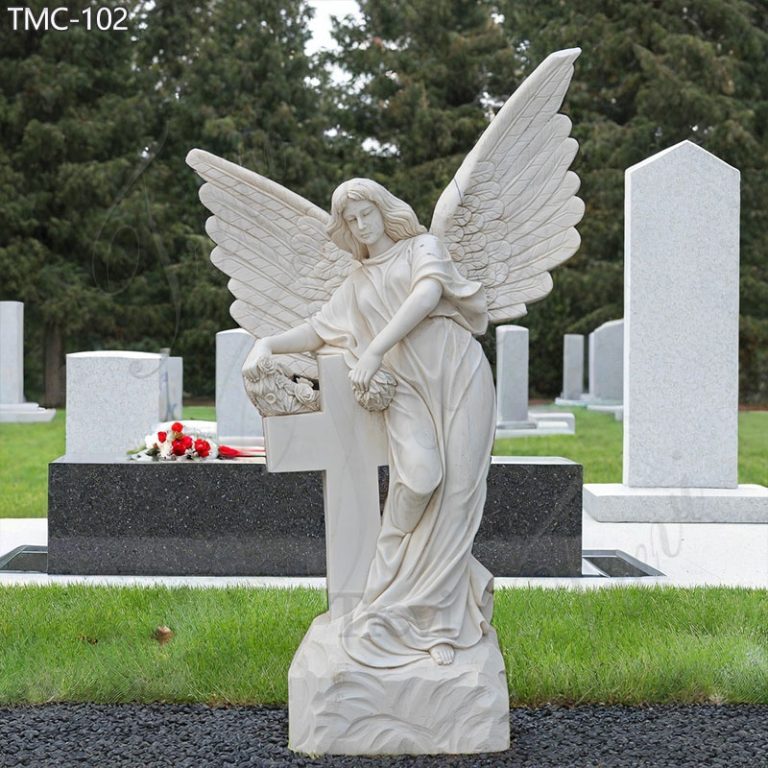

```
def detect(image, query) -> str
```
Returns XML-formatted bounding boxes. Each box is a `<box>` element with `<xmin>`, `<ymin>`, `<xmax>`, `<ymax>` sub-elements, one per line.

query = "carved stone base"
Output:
<box><xmin>288</xmin><ymin>613</ymin><xmax>510</xmax><ymax>756</ymax></box>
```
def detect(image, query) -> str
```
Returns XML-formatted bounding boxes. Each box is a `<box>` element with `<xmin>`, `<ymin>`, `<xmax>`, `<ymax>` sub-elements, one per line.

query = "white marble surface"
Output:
<box><xmin>624</xmin><ymin>141</ymin><xmax>740</xmax><ymax>489</ymax></box>
<box><xmin>215</xmin><ymin>329</ymin><xmax>264</xmax><ymax>445</ymax></box>
<box><xmin>265</xmin><ymin>353</ymin><xmax>386</xmax><ymax>619</ymax></box>
<box><xmin>495</xmin><ymin>325</ymin><xmax>534</xmax><ymax>428</ymax></box>
<box><xmin>289</xmin><ymin>614</ymin><xmax>509</xmax><ymax>755</ymax></box>
<box><xmin>0</xmin><ymin>301</ymin><xmax>55</xmax><ymax>422</ymax></box>
<box><xmin>65</xmin><ymin>351</ymin><xmax>162</xmax><ymax>459</ymax></box>
<box><xmin>587</xmin><ymin>319</ymin><xmax>623</xmax><ymax>404</ymax></box>
<box><xmin>561</xmin><ymin>333</ymin><xmax>584</xmax><ymax>400</ymax></box>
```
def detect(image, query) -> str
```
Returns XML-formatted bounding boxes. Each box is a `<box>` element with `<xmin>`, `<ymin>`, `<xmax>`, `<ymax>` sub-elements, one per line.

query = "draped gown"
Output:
<box><xmin>308</xmin><ymin>232</ymin><xmax>496</xmax><ymax>668</ymax></box>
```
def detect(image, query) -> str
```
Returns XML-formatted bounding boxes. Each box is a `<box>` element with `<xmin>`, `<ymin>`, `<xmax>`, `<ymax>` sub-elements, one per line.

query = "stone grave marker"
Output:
<box><xmin>558</xmin><ymin>333</ymin><xmax>585</xmax><ymax>402</ymax></box>
<box><xmin>496</xmin><ymin>325</ymin><xmax>575</xmax><ymax>436</ymax></box>
<box><xmin>584</xmin><ymin>141</ymin><xmax>767</xmax><ymax>522</ymax></box>
<box><xmin>0</xmin><ymin>301</ymin><xmax>55</xmax><ymax>423</ymax></box>
<box><xmin>65</xmin><ymin>351</ymin><xmax>162</xmax><ymax>459</ymax></box>
<box><xmin>159</xmin><ymin>354</ymin><xmax>183</xmax><ymax>421</ymax></box>
<box><xmin>216</xmin><ymin>329</ymin><xmax>263</xmax><ymax>445</ymax></box>
<box><xmin>586</xmin><ymin>319</ymin><xmax>623</xmax><ymax>406</ymax></box>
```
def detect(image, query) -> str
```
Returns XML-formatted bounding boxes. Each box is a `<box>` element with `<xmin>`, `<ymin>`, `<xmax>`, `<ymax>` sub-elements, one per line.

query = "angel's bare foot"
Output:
<box><xmin>429</xmin><ymin>644</ymin><xmax>455</xmax><ymax>665</ymax></box>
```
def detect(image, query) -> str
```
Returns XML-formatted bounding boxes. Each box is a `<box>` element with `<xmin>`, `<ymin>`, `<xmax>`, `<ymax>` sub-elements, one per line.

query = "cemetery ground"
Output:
<box><xmin>1</xmin><ymin>406</ymin><xmax>767</xmax><ymax>705</ymax></box>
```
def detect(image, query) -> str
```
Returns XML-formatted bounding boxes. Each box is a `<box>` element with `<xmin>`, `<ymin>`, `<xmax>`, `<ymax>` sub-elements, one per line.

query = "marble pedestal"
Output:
<box><xmin>584</xmin><ymin>483</ymin><xmax>768</xmax><ymax>523</ymax></box>
<box><xmin>496</xmin><ymin>411</ymin><xmax>575</xmax><ymax>437</ymax></box>
<box><xmin>289</xmin><ymin>613</ymin><xmax>509</xmax><ymax>755</ymax></box>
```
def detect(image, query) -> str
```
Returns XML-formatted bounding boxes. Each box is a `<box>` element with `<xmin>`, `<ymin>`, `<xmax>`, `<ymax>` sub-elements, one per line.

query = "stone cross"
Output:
<box><xmin>264</xmin><ymin>352</ymin><xmax>387</xmax><ymax>618</ymax></box>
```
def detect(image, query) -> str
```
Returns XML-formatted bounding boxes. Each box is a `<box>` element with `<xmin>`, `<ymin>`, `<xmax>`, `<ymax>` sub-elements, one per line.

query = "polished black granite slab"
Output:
<box><xmin>48</xmin><ymin>456</ymin><xmax>581</xmax><ymax>577</ymax></box>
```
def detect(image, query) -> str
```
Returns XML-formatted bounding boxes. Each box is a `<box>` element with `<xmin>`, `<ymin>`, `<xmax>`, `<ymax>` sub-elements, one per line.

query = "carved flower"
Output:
<box><xmin>355</xmin><ymin>369</ymin><xmax>397</xmax><ymax>412</ymax></box>
<box><xmin>294</xmin><ymin>382</ymin><xmax>315</xmax><ymax>405</ymax></box>
<box><xmin>258</xmin><ymin>356</ymin><xmax>276</xmax><ymax>374</ymax></box>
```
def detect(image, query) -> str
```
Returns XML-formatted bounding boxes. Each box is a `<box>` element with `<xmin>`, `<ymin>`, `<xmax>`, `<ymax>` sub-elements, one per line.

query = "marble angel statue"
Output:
<box><xmin>187</xmin><ymin>49</ymin><xmax>583</xmax><ymax>669</ymax></box>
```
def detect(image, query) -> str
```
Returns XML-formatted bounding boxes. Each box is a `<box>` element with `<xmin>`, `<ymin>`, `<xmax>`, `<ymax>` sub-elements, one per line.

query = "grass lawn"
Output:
<box><xmin>0</xmin><ymin>585</ymin><xmax>766</xmax><ymax>706</ymax></box>
<box><xmin>0</xmin><ymin>407</ymin><xmax>765</xmax><ymax>517</ymax></box>
<box><xmin>495</xmin><ymin>407</ymin><xmax>768</xmax><ymax>485</ymax></box>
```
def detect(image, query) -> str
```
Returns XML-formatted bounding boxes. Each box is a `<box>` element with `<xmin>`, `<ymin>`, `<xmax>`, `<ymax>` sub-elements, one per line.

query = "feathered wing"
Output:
<box><xmin>186</xmin><ymin>149</ymin><xmax>355</xmax><ymax>377</ymax></box>
<box><xmin>430</xmin><ymin>48</ymin><xmax>584</xmax><ymax>323</ymax></box>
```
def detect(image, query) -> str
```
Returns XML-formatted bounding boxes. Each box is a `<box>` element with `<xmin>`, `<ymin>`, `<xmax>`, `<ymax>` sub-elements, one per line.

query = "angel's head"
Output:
<box><xmin>328</xmin><ymin>179</ymin><xmax>426</xmax><ymax>261</ymax></box>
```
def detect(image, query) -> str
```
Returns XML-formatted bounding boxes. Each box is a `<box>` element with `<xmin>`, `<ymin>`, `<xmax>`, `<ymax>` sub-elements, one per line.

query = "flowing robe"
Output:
<box><xmin>308</xmin><ymin>233</ymin><xmax>496</xmax><ymax>667</ymax></box>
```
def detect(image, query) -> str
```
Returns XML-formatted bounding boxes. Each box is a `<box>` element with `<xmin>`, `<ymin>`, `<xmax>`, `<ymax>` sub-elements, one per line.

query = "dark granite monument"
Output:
<box><xmin>47</xmin><ymin>456</ymin><xmax>582</xmax><ymax>577</ymax></box>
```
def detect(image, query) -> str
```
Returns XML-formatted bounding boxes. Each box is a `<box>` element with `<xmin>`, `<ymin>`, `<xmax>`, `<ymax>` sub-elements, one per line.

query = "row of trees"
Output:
<box><xmin>2</xmin><ymin>0</ymin><xmax>766</xmax><ymax>404</ymax></box>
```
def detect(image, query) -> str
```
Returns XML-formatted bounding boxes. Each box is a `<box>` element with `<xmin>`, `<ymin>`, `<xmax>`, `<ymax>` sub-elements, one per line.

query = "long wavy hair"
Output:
<box><xmin>327</xmin><ymin>179</ymin><xmax>427</xmax><ymax>261</ymax></box>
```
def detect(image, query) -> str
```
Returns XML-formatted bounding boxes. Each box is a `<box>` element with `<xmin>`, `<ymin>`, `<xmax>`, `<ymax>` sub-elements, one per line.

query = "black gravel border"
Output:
<box><xmin>1</xmin><ymin>703</ymin><xmax>766</xmax><ymax>767</ymax></box>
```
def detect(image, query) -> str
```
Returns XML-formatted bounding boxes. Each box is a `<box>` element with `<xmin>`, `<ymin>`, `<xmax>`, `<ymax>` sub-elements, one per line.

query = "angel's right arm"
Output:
<box><xmin>259</xmin><ymin>323</ymin><xmax>323</xmax><ymax>355</ymax></box>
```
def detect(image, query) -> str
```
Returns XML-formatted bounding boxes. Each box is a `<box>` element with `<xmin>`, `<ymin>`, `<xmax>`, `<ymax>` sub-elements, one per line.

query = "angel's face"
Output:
<box><xmin>342</xmin><ymin>199</ymin><xmax>386</xmax><ymax>247</ymax></box>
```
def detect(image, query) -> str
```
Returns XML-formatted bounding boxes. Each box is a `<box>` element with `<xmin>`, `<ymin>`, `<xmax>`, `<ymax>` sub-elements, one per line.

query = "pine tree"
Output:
<box><xmin>497</xmin><ymin>0</ymin><xmax>768</xmax><ymax>399</ymax></box>
<box><xmin>135</xmin><ymin>0</ymin><xmax>345</xmax><ymax>395</ymax></box>
<box><xmin>0</xmin><ymin>1</ymin><xmax>156</xmax><ymax>405</ymax></box>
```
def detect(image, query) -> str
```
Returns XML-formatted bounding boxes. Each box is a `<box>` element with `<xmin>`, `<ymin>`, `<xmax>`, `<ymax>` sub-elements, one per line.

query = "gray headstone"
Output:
<box><xmin>588</xmin><ymin>319</ymin><xmax>623</xmax><ymax>403</ymax></box>
<box><xmin>0</xmin><ymin>301</ymin><xmax>24</xmax><ymax>405</ymax></box>
<box><xmin>159</xmin><ymin>355</ymin><xmax>183</xmax><ymax>421</ymax></box>
<box><xmin>561</xmin><ymin>334</ymin><xmax>584</xmax><ymax>400</ymax></box>
<box><xmin>0</xmin><ymin>301</ymin><xmax>55</xmax><ymax>423</ymax></box>
<box><xmin>167</xmin><ymin>357</ymin><xmax>183</xmax><ymax>421</ymax></box>
<box><xmin>66</xmin><ymin>351</ymin><xmax>162</xmax><ymax>459</ymax></box>
<box><xmin>216</xmin><ymin>329</ymin><xmax>263</xmax><ymax>445</ymax></box>
<box><xmin>624</xmin><ymin>141</ymin><xmax>740</xmax><ymax>488</ymax></box>
<box><xmin>495</xmin><ymin>325</ymin><xmax>534</xmax><ymax>429</ymax></box>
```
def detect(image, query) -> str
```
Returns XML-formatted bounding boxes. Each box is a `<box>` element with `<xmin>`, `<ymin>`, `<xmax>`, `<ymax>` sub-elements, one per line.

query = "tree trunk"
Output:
<box><xmin>42</xmin><ymin>322</ymin><xmax>65</xmax><ymax>408</ymax></box>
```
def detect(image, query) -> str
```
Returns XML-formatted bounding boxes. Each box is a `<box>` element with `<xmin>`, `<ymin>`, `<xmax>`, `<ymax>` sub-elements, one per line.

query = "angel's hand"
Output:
<box><xmin>349</xmin><ymin>348</ymin><xmax>383</xmax><ymax>390</ymax></box>
<box><xmin>243</xmin><ymin>339</ymin><xmax>272</xmax><ymax>382</ymax></box>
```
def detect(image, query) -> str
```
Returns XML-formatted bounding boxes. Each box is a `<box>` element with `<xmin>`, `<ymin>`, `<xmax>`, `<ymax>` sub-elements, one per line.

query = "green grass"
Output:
<box><xmin>0</xmin><ymin>585</ymin><xmax>766</xmax><ymax>706</ymax></box>
<box><xmin>0</xmin><ymin>411</ymin><xmax>65</xmax><ymax>519</ymax></box>
<box><xmin>0</xmin><ymin>407</ymin><xmax>764</xmax><ymax>517</ymax></box>
<box><xmin>494</xmin><ymin>407</ymin><xmax>768</xmax><ymax>485</ymax></box>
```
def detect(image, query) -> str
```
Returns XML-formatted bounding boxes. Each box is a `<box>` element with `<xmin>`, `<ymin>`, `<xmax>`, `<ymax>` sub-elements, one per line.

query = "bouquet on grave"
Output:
<box><xmin>142</xmin><ymin>422</ymin><xmax>216</xmax><ymax>460</ymax></box>
<box><xmin>135</xmin><ymin>422</ymin><xmax>264</xmax><ymax>461</ymax></box>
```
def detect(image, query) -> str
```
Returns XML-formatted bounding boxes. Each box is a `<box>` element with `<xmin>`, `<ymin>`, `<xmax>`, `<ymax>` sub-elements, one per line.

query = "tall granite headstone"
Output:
<box><xmin>495</xmin><ymin>325</ymin><xmax>534</xmax><ymax>429</ymax></box>
<box><xmin>216</xmin><ymin>329</ymin><xmax>263</xmax><ymax>445</ymax></box>
<box><xmin>560</xmin><ymin>333</ymin><xmax>584</xmax><ymax>401</ymax></box>
<box><xmin>0</xmin><ymin>301</ymin><xmax>55</xmax><ymax>422</ymax></box>
<box><xmin>587</xmin><ymin>319</ymin><xmax>623</xmax><ymax>404</ymax></box>
<box><xmin>584</xmin><ymin>141</ymin><xmax>767</xmax><ymax>521</ymax></box>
